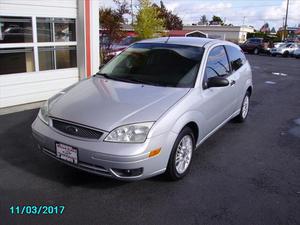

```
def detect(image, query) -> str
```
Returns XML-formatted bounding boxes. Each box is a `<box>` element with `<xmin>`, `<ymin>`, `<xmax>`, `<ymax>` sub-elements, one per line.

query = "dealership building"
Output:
<box><xmin>0</xmin><ymin>0</ymin><xmax>100</xmax><ymax>111</ymax></box>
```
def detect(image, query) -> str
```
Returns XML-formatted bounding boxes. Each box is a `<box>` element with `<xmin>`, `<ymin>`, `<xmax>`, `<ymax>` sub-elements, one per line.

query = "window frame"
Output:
<box><xmin>202</xmin><ymin>45</ymin><xmax>231</xmax><ymax>89</ymax></box>
<box><xmin>224</xmin><ymin>45</ymin><xmax>247</xmax><ymax>73</ymax></box>
<box><xmin>0</xmin><ymin>15</ymin><xmax>77</xmax><ymax>75</ymax></box>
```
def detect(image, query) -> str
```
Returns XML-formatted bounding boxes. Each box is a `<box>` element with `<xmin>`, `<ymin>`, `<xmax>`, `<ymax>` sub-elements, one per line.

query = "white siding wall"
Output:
<box><xmin>0</xmin><ymin>0</ymin><xmax>79</xmax><ymax>108</ymax></box>
<box><xmin>0</xmin><ymin>0</ymin><xmax>77</xmax><ymax>17</ymax></box>
<box><xmin>0</xmin><ymin>69</ymin><xmax>78</xmax><ymax>108</ymax></box>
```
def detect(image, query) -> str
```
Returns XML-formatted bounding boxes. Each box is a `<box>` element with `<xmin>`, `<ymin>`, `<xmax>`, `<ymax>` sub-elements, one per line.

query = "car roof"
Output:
<box><xmin>137</xmin><ymin>37</ymin><xmax>234</xmax><ymax>48</ymax></box>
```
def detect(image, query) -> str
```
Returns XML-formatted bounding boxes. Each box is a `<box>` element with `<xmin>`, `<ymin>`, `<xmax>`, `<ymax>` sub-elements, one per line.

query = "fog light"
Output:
<box><xmin>111</xmin><ymin>168</ymin><xmax>143</xmax><ymax>177</ymax></box>
<box><xmin>149</xmin><ymin>148</ymin><xmax>161</xmax><ymax>158</ymax></box>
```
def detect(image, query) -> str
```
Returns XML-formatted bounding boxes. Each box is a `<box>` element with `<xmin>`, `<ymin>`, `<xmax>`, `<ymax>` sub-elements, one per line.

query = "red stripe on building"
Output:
<box><xmin>85</xmin><ymin>0</ymin><xmax>91</xmax><ymax>78</ymax></box>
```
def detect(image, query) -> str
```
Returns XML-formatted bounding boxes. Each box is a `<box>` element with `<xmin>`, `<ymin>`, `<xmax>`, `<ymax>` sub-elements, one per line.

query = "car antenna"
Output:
<box><xmin>165</xmin><ymin>35</ymin><xmax>171</xmax><ymax>43</ymax></box>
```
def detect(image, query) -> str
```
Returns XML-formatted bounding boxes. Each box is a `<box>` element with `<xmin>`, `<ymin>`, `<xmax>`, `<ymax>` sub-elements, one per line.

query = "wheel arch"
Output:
<box><xmin>171</xmin><ymin>111</ymin><xmax>203</xmax><ymax>145</ymax></box>
<box><xmin>246</xmin><ymin>86</ymin><xmax>253</xmax><ymax>96</ymax></box>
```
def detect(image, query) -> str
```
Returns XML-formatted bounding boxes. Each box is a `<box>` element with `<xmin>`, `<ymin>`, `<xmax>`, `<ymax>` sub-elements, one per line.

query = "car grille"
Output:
<box><xmin>52</xmin><ymin>119</ymin><xmax>103</xmax><ymax>140</ymax></box>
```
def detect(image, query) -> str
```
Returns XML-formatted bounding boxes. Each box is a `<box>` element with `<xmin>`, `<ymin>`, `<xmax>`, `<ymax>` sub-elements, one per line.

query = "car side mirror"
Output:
<box><xmin>207</xmin><ymin>77</ymin><xmax>229</xmax><ymax>88</ymax></box>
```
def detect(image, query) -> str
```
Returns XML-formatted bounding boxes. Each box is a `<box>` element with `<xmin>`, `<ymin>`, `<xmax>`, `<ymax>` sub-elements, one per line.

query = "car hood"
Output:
<box><xmin>49</xmin><ymin>77</ymin><xmax>190</xmax><ymax>131</ymax></box>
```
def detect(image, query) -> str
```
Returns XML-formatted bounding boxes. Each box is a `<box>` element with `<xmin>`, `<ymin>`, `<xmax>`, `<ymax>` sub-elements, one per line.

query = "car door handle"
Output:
<box><xmin>230</xmin><ymin>80</ymin><xmax>236</xmax><ymax>86</ymax></box>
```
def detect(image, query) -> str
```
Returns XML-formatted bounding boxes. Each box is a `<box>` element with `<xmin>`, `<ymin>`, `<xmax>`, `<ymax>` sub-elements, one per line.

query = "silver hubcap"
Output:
<box><xmin>175</xmin><ymin>135</ymin><xmax>193</xmax><ymax>174</ymax></box>
<box><xmin>242</xmin><ymin>95</ymin><xmax>249</xmax><ymax>119</ymax></box>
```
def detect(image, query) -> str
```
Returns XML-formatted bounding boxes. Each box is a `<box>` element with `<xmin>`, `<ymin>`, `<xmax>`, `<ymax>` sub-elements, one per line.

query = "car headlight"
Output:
<box><xmin>38</xmin><ymin>100</ymin><xmax>49</xmax><ymax>125</ymax></box>
<box><xmin>104</xmin><ymin>122</ymin><xmax>154</xmax><ymax>143</ymax></box>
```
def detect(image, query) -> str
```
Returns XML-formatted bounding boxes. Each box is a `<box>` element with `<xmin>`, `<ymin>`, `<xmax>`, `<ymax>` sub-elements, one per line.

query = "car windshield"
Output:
<box><xmin>281</xmin><ymin>43</ymin><xmax>292</xmax><ymax>48</ymax></box>
<box><xmin>246</xmin><ymin>39</ymin><xmax>261</xmax><ymax>44</ymax></box>
<box><xmin>98</xmin><ymin>43</ymin><xmax>204</xmax><ymax>88</ymax></box>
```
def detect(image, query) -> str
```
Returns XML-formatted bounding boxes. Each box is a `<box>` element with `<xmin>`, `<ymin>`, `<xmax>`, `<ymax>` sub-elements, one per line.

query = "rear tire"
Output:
<box><xmin>234</xmin><ymin>92</ymin><xmax>250</xmax><ymax>123</ymax></box>
<box><xmin>166</xmin><ymin>127</ymin><xmax>195</xmax><ymax>181</ymax></box>
<box><xmin>282</xmin><ymin>51</ymin><xmax>289</xmax><ymax>57</ymax></box>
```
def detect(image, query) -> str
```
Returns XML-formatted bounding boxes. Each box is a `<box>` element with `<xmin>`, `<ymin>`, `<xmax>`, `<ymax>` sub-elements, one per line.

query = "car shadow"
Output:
<box><xmin>0</xmin><ymin>109</ymin><xmax>127</xmax><ymax>189</ymax></box>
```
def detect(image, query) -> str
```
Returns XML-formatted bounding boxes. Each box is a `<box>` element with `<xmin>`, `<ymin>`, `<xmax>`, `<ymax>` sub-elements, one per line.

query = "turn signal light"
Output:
<box><xmin>149</xmin><ymin>148</ymin><xmax>161</xmax><ymax>158</ymax></box>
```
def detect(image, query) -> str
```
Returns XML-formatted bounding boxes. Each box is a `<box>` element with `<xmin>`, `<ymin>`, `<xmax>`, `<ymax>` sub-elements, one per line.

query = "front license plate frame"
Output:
<box><xmin>56</xmin><ymin>142</ymin><xmax>78</xmax><ymax>164</ymax></box>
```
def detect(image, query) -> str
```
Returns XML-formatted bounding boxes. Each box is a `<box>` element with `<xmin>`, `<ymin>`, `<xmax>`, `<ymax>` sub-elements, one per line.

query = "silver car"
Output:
<box><xmin>270</xmin><ymin>43</ymin><xmax>299</xmax><ymax>57</ymax></box>
<box><xmin>292</xmin><ymin>47</ymin><xmax>300</xmax><ymax>58</ymax></box>
<box><xmin>32</xmin><ymin>37</ymin><xmax>253</xmax><ymax>181</ymax></box>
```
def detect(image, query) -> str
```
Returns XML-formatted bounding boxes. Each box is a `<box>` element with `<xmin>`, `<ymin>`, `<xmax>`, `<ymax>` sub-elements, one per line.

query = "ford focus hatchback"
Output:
<box><xmin>32</xmin><ymin>37</ymin><xmax>253</xmax><ymax>181</ymax></box>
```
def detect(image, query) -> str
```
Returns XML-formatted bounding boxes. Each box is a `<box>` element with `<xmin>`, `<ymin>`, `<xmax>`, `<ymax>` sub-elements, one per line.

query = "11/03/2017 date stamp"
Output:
<box><xmin>10</xmin><ymin>205</ymin><xmax>65</xmax><ymax>215</ymax></box>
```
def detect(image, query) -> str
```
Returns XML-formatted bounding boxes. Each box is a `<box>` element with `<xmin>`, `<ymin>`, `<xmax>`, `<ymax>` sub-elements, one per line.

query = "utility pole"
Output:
<box><xmin>242</xmin><ymin>16</ymin><xmax>246</xmax><ymax>26</ymax></box>
<box><xmin>131</xmin><ymin>0</ymin><xmax>134</xmax><ymax>25</ymax></box>
<box><xmin>283</xmin><ymin>0</ymin><xmax>289</xmax><ymax>40</ymax></box>
<box><xmin>282</xmin><ymin>17</ymin><xmax>285</xmax><ymax>41</ymax></box>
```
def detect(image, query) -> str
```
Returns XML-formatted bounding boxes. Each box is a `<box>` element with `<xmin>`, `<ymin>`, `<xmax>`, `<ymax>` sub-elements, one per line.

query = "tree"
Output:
<box><xmin>210</xmin><ymin>15</ymin><xmax>224</xmax><ymax>25</ymax></box>
<box><xmin>198</xmin><ymin>15</ymin><xmax>208</xmax><ymax>25</ymax></box>
<box><xmin>153</xmin><ymin>1</ymin><xmax>183</xmax><ymax>30</ymax></box>
<box><xmin>260</xmin><ymin>22</ymin><xmax>270</xmax><ymax>33</ymax></box>
<box><xmin>270</xmin><ymin>27</ymin><xmax>276</xmax><ymax>33</ymax></box>
<box><xmin>134</xmin><ymin>0</ymin><xmax>165</xmax><ymax>39</ymax></box>
<box><xmin>99</xmin><ymin>0</ymin><xmax>129</xmax><ymax>62</ymax></box>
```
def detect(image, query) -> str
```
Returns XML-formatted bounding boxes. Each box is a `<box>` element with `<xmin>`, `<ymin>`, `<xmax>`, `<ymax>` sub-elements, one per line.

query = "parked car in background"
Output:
<box><xmin>270</xmin><ymin>43</ymin><xmax>299</xmax><ymax>57</ymax></box>
<box><xmin>32</xmin><ymin>37</ymin><xmax>253</xmax><ymax>181</ymax></box>
<box><xmin>273</xmin><ymin>42</ymin><xmax>286</xmax><ymax>48</ymax></box>
<box><xmin>240</xmin><ymin>37</ymin><xmax>271</xmax><ymax>55</ymax></box>
<box><xmin>107</xmin><ymin>36</ymin><xmax>138</xmax><ymax>58</ymax></box>
<box><xmin>293</xmin><ymin>48</ymin><xmax>300</xmax><ymax>58</ymax></box>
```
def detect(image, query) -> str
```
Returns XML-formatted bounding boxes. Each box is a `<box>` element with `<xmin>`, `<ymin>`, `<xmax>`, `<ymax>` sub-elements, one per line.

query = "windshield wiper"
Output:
<box><xmin>120</xmin><ymin>76</ymin><xmax>168</xmax><ymax>86</ymax></box>
<box><xmin>96</xmin><ymin>73</ymin><xmax>168</xmax><ymax>86</ymax></box>
<box><xmin>95</xmin><ymin>73</ymin><xmax>127</xmax><ymax>82</ymax></box>
<box><xmin>95</xmin><ymin>72</ymin><xmax>111</xmax><ymax>79</ymax></box>
<box><xmin>96</xmin><ymin>73</ymin><xmax>140</xmax><ymax>83</ymax></box>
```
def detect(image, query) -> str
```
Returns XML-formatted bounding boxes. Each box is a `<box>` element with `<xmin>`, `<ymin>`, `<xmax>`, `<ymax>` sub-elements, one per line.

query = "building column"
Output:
<box><xmin>77</xmin><ymin>0</ymin><xmax>99</xmax><ymax>79</ymax></box>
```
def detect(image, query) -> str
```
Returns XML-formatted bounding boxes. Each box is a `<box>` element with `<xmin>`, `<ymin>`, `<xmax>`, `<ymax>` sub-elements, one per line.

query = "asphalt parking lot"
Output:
<box><xmin>1</xmin><ymin>55</ymin><xmax>300</xmax><ymax>225</ymax></box>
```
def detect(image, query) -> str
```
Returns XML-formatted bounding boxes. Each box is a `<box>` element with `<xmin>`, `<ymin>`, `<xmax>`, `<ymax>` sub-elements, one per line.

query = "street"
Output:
<box><xmin>0</xmin><ymin>55</ymin><xmax>300</xmax><ymax>225</ymax></box>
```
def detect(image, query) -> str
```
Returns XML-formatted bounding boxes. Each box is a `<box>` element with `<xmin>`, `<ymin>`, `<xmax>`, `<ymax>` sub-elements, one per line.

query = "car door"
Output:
<box><xmin>199</xmin><ymin>45</ymin><xmax>237</xmax><ymax>134</ymax></box>
<box><xmin>290</xmin><ymin>44</ymin><xmax>298</xmax><ymax>53</ymax></box>
<box><xmin>224</xmin><ymin>45</ymin><xmax>248</xmax><ymax>111</ymax></box>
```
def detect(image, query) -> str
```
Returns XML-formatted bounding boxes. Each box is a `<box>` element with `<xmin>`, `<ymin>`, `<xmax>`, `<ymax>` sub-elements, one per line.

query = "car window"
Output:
<box><xmin>99</xmin><ymin>43</ymin><xmax>204</xmax><ymax>88</ymax></box>
<box><xmin>249</xmin><ymin>39</ymin><xmax>260</xmax><ymax>44</ymax></box>
<box><xmin>203</xmin><ymin>46</ymin><xmax>229</xmax><ymax>88</ymax></box>
<box><xmin>225</xmin><ymin>45</ymin><xmax>246</xmax><ymax>72</ymax></box>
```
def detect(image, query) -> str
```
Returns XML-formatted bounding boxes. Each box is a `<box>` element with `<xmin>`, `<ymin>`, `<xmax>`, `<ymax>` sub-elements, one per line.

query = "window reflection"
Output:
<box><xmin>0</xmin><ymin>17</ymin><xmax>33</xmax><ymax>43</ymax></box>
<box><xmin>37</xmin><ymin>17</ymin><xmax>76</xmax><ymax>42</ymax></box>
<box><xmin>38</xmin><ymin>46</ymin><xmax>77</xmax><ymax>71</ymax></box>
<box><xmin>37</xmin><ymin>18</ymin><xmax>54</xmax><ymax>42</ymax></box>
<box><xmin>38</xmin><ymin>47</ymin><xmax>55</xmax><ymax>71</ymax></box>
<box><xmin>0</xmin><ymin>48</ymin><xmax>35</xmax><ymax>75</ymax></box>
<box><xmin>54</xmin><ymin>18</ymin><xmax>76</xmax><ymax>42</ymax></box>
<box><xmin>56</xmin><ymin>46</ymin><xmax>77</xmax><ymax>68</ymax></box>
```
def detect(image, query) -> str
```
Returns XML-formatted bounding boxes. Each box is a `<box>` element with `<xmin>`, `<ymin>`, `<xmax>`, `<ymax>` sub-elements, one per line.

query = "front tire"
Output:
<box><xmin>234</xmin><ymin>92</ymin><xmax>250</xmax><ymax>123</ymax></box>
<box><xmin>166</xmin><ymin>127</ymin><xmax>195</xmax><ymax>180</ymax></box>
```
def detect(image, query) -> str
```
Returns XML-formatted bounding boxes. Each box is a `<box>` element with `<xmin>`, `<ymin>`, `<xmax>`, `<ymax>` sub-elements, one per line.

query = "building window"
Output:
<box><xmin>37</xmin><ymin>18</ymin><xmax>53</xmax><ymax>42</ymax></box>
<box><xmin>0</xmin><ymin>48</ymin><xmax>34</xmax><ymax>75</ymax></box>
<box><xmin>0</xmin><ymin>16</ymin><xmax>77</xmax><ymax>75</ymax></box>
<box><xmin>0</xmin><ymin>16</ymin><xmax>33</xmax><ymax>43</ymax></box>
<box><xmin>37</xmin><ymin>18</ymin><xmax>76</xmax><ymax>42</ymax></box>
<box><xmin>39</xmin><ymin>46</ymin><xmax>77</xmax><ymax>71</ymax></box>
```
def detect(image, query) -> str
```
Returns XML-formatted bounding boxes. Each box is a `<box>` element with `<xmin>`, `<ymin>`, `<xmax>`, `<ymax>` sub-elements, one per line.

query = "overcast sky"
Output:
<box><xmin>99</xmin><ymin>0</ymin><xmax>300</xmax><ymax>30</ymax></box>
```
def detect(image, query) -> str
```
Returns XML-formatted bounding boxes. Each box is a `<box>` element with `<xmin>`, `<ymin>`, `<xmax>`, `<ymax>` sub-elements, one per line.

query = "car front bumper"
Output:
<box><xmin>31</xmin><ymin>117</ymin><xmax>177</xmax><ymax>181</ymax></box>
